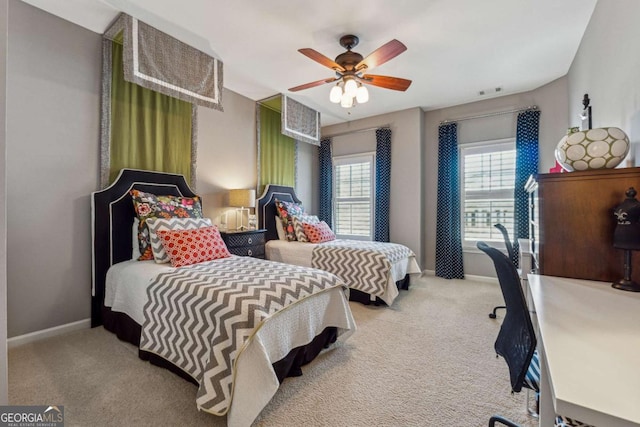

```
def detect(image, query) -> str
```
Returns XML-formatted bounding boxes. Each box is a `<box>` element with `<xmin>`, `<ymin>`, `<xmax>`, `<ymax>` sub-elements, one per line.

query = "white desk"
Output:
<box><xmin>528</xmin><ymin>274</ymin><xmax>640</xmax><ymax>427</ymax></box>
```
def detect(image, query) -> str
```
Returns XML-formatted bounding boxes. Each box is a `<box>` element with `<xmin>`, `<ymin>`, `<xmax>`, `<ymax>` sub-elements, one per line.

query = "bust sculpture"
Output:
<box><xmin>613</xmin><ymin>187</ymin><xmax>640</xmax><ymax>250</ymax></box>
<box><xmin>612</xmin><ymin>187</ymin><xmax>640</xmax><ymax>291</ymax></box>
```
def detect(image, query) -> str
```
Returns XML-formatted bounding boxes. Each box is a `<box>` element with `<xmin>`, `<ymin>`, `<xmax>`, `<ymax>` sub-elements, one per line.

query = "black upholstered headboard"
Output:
<box><xmin>91</xmin><ymin>168</ymin><xmax>198</xmax><ymax>327</ymax></box>
<box><xmin>257</xmin><ymin>185</ymin><xmax>302</xmax><ymax>242</ymax></box>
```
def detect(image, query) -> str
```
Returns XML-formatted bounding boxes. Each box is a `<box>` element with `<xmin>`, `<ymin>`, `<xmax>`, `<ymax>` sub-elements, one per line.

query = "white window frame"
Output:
<box><xmin>333</xmin><ymin>152</ymin><xmax>376</xmax><ymax>241</ymax></box>
<box><xmin>459</xmin><ymin>137</ymin><xmax>516</xmax><ymax>251</ymax></box>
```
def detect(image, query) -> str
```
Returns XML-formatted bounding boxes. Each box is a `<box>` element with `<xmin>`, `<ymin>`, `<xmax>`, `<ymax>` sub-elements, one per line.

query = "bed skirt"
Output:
<box><xmin>348</xmin><ymin>274</ymin><xmax>411</xmax><ymax>306</ymax></box>
<box><xmin>101</xmin><ymin>306</ymin><xmax>338</xmax><ymax>385</ymax></box>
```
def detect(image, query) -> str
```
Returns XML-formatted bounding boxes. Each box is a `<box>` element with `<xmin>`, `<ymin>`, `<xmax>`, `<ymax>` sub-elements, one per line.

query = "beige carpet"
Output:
<box><xmin>9</xmin><ymin>275</ymin><xmax>537</xmax><ymax>427</ymax></box>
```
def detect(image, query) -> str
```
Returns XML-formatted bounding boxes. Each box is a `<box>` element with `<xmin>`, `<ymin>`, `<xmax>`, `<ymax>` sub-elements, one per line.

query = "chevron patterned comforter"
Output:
<box><xmin>311</xmin><ymin>239</ymin><xmax>415</xmax><ymax>300</ymax></box>
<box><xmin>139</xmin><ymin>256</ymin><xmax>348</xmax><ymax>416</ymax></box>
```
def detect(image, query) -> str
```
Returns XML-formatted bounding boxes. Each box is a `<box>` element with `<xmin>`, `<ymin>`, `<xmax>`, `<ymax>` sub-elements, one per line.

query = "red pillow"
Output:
<box><xmin>156</xmin><ymin>225</ymin><xmax>231</xmax><ymax>267</ymax></box>
<box><xmin>302</xmin><ymin>221</ymin><xmax>336</xmax><ymax>243</ymax></box>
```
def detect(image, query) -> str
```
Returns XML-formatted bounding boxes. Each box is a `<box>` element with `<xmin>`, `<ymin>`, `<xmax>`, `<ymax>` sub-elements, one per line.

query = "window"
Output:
<box><xmin>460</xmin><ymin>138</ymin><xmax>516</xmax><ymax>247</ymax></box>
<box><xmin>333</xmin><ymin>153</ymin><xmax>375</xmax><ymax>240</ymax></box>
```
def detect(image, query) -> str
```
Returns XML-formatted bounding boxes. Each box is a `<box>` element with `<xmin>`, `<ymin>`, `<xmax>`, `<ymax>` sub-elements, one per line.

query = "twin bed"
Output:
<box><xmin>92</xmin><ymin>169</ymin><xmax>420</xmax><ymax>426</ymax></box>
<box><xmin>92</xmin><ymin>169</ymin><xmax>355</xmax><ymax>427</ymax></box>
<box><xmin>257</xmin><ymin>184</ymin><xmax>421</xmax><ymax>306</ymax></box>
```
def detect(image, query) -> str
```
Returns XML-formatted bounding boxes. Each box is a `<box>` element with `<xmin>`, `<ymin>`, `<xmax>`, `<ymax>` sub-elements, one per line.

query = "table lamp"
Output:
<box><xmin>228</xmin><ymin>189</ymin><xmax>255</xmax><ymax>231</ymax></box>
<box><xmin>612</xmin><ymin>187</ymin><xmax>640</xmax><ymax>292</ymax></box>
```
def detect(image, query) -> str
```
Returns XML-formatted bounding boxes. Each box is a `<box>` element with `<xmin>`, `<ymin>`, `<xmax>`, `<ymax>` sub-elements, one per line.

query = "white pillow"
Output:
<box><xmin>146</xmin><ymin>217</ymin><xmax>213</xmax><ymax>263</ymax></box>
<box><xmin>132</xmin><ymin>218</ymin><xmax>141</xmax><ymax>260</ymax></box>
<box><xmin>275</xmin><ymin>217</ymin><xmax>287</xmax><ymax>241</ymax></box>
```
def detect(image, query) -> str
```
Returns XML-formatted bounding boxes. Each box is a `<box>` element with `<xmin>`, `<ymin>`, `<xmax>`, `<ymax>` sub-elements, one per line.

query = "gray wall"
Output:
<box><xmin>196</xmin><ymin>88</ymin><xmax>256</xmax><ymax>228</ymax></box>
<box><xmin>6</xmin><ymin>1</ymin><xmax>101</xmax><ymax>337</ymax></box>
<box><xmin>321</xmin><ymin>108</ymin><xmax>424</xmax><ymax>263</ymax></box>
<box><xmin>423</xmin><ymin>77</ymin><xmax>569</xmax><ymax>276</ymax></box>
<box><xmin>568</xmin><ymin>0</ymin><xmax>640</xmax><ymax>165</ymax></box>
<box><xmin>295</xmin><ymin>141</ymin><xmax>318</xmax><ymax>215</ymax></box>
<box><xmin>5</xmin><ymin>2</ymin><xmax>262</xmax><ymax>337</ymax></box>
<box><xmin>0</xmin><ymin>0</ymin><xmax>8</xmax><ymax>405</ymax></box>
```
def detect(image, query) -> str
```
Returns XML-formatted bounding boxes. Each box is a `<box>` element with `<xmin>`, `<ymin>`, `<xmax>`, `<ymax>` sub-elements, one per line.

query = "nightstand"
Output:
<box><xmin>220</xmin><ymin>229</ymin><xmax>266</xmax><ymax>259</ymax></box>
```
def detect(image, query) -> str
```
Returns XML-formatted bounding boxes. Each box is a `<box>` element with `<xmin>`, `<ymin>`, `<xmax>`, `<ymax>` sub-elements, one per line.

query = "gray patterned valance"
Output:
<box><xmin>282</xmin><ymin>96</ymin><xmax>320</xmax><ymax>146</ymax></box>
<box><xmin>104</xmin><ymin>13</ymin><xmax>223</xmax><ymax>111</ymax></box>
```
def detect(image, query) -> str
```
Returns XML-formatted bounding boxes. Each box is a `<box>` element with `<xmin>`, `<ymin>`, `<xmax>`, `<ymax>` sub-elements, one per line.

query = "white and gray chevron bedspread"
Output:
<box><xmin>311</xmin><ymin>240</ymin><xmax>414</xmax><ymax>298</ymax></box>
<box><xmin>139</xmin><ymin>256</ymin><xmax>347</xmax><ymax>415</ymax></box>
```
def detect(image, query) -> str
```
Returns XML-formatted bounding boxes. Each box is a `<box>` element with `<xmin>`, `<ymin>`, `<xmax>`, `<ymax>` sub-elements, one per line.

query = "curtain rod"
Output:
<box><xmin>322</xmin><ymin>124</ymin><xmax>390</xmax><ymax>139</ymax></box>
<box><xmin>440</xmin><ymin>105</ymin><xmax>538</xmax><ymax>125</ymax></box>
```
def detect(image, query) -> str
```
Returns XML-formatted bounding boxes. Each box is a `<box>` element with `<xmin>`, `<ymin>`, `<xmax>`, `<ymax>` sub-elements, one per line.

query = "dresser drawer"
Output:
<box><xmin>224</xmin><ymin>232</ymin><xmax>265</xmax><ymax>248</ymax></box>
<box><xmin>227</xmin><ymin>244</ymin><xmax>265</xmax><ymax>258</ymax></box>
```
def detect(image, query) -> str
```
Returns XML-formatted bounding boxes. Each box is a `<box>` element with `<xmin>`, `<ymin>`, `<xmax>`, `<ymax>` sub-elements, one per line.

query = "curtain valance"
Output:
<box><xmin>282</xmin><ymin>96</ymin><xmax>320</xmax><ymax>146</ymax></box>
<box><xmin>104</xmin><ymin>13</ymin><xmax>223</xmax><ymax>111</ymax></box>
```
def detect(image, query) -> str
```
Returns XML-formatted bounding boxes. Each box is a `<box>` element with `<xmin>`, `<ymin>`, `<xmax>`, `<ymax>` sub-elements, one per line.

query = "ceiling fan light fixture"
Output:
<box><xmin>340</xmin><ymin>91</ymin><xmax>354</xmax><ymax>108</ymax></box>
<box><xmin>356</xmin><ymin>84</ymin><xmax>369</xmax><ymax>104</ymax></box>
<box><xmin>344</xmin><ymin>78</ymin><xmax>358</xmax><ymax>97</ymax></box>
<box><xmin>329</xmin><ymin>84</ymin><xmax>343</xmax><ymax>103</ymax></box>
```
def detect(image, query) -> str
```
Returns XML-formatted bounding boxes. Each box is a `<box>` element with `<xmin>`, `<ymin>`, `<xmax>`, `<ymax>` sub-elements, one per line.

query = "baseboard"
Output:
<box><xmin>421</xmin><ymin>269</ymin><xmax>498</xmax><ymax>284</ymax></box>
<box><xmin>8</xmin><ymin>318</ymin><xmax>91</xmax><ymax>349</ymax></box>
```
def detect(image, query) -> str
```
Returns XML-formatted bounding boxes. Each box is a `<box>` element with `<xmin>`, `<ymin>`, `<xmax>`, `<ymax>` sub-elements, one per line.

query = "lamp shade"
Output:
<box><xmin>228</xmin><ymin>189</ymin><xmax>256</xmax><ymax>208</ymax></box>
<box><xmin>329</xmin><ymin>85</ymin><xmax>342</xmax><ymax>103</ymax></box>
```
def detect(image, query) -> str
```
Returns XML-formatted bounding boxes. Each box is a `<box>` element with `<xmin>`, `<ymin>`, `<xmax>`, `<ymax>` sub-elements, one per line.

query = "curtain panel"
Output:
<box><xmin>435</xmin><ymin>122</ymin><xmax>464</xmax><ymax>279</ymax></box>
<box><xmin>513</xmin><ymin>109</ymin><xmax>540</xmax><ymax>263</ymax></box>
<box><xmin>318</xmin><ymin>138</ymin><xmax>333</xmax><ymax>227</ymax></box>
<box><xmin>374</xmin><ymin>128</ymin><xmax>392</xmax><ymax>242</ymax></box>
<box><xmin>108</xmin><ymin>41</ymin><xmax>193</xmax><ymax>185</ymax></box>
<box><xmin>258</xmin><ymin>105</ymin><xmax>296</xmax><ymax>196</ymax></box>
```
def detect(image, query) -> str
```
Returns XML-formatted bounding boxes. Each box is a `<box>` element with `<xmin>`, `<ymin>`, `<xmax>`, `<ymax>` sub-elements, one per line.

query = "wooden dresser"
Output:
<box><xmin>528</xmin><ymin>167</ymin><xmax>640</xmax><ymax>283</ymax></box>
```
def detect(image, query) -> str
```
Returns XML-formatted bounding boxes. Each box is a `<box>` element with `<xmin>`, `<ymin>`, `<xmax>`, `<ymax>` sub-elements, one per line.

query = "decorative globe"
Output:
<box><xmin>555</xmin><ymin>127</ymin><xmax>630</xmax><ymax>172</ymax></box>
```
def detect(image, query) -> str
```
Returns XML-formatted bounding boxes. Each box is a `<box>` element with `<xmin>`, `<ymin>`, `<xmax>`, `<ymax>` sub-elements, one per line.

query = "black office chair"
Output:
<box><xmin>477</xmin><ymin>242</ymin><xmax>591</xmax><ymax>427</ymax></box>
<box><xmin>488</xmin><ymin>223</ymin><xmax>517</xmax><ymax>319</ymax></box>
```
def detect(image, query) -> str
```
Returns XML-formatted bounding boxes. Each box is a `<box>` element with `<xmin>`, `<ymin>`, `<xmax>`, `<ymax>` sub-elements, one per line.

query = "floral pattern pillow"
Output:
<box><xmin>130</xmin><ymin>189</ymin><xmax>203</xmax><ymax>260</ymax></box>
<box><xmin>302</xmin><ymin>221</ymin><xmax>336</xmax><ymax>243</ymax></box>
<box><xmin>156</xmin><ymin>225</ymin><xmax>230</xmax><ymax>267</ymax></box>
<box><xmin>292</xmin><ymin>214</ymin><xmax>320</xmax><ymax>242</ymax></box>
<box><xmin>274</xmin><ymin>199</ymin><xmax>304</xmax><ymax>241</ymax></box>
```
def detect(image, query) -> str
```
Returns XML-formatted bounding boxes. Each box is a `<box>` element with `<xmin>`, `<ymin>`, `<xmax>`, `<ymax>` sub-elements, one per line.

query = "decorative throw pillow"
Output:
<box><xmin>156</xmin><ymin>225</ymin><xmax>231</xmax><ymax>267</ymax></box>
<box><xmin>302</xmin><ymin>221</ymin><xmax>336</xmax><ymax>243</ymax></box>
<box><xmin>292</xmin><ymin>214</ymin><xmax>320</xmax><ymax>242</ymax></box>
<box><xmin>130</xmin><ymin>189</ymin><xmax>203</xmax><ymax>260</ymax></box>
<box><xmin>146</xmin><ymin>217</ymin><xmax>212</xmax><ymax>263</ymax></box>
<box><xmin>274</xmin><ymin>199</ymin><xmax>304</xmax><ymax>241</ymax></box>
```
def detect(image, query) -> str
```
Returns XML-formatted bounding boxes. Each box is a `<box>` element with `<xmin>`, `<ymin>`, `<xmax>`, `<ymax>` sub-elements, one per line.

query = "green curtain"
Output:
<box><xmin>109</xmin><ymin>41</ymin><xmax>193</xmax><ymax>184</ymax></box>
<box><xmin>259</xmin><ymin>105</ymin><xmax>295</xmax><ymax>194</ymax></box>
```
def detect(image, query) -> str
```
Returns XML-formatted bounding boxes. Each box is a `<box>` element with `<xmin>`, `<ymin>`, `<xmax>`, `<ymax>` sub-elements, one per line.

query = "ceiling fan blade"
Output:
<box><xmin>298</xmin><ymin>48</ymin><xmax>346</xmax><ymax>72</ymax></box>
<box><xmin>356</xmin><ymin>39</ymin><xmax>407</xmax><ymax>71</ymax></box>
<box><xmin>359</xmin><ymin>74</ymin><xmax>412</xmax><ymax>91</ymax></box>
<box><xmin>288</xmin><ymin>77</ymin><xmax>339</xmax><ymax>92</ymax></box>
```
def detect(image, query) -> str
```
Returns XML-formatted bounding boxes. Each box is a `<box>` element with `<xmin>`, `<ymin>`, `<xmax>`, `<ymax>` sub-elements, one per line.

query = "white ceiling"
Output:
<box><xmin>22</xmin><ymin>0</ymin><xmax>597</xmax><ymax>126</ymax></box>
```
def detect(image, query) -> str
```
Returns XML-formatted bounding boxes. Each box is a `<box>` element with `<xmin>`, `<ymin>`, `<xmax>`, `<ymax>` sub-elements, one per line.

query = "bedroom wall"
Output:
<box><xmin>0</xmin><ymin>0</ymin><xmax>8</xmax><ymax>405</ymax></box>
<box><xmin>295</xmin><ymin>141</ymin><xmax>318</xmax><ymax>215</ymax></box>
<box><xmin>196</xmin><ymin>89</ymin><xmax>257</xmax><ymax>227</ymax></box>
<box><xmin>321</xmin><ymin>107</ymin><xmax>423</xmax><ymax>263</ymax></box>
<box><xmin>6</xmin><ymin>1</ymin><xmax>101</xmax><ymax>337</ymax></box>
<box><xmin>423</xmin><ymin>77</ymin><xmax>569</xmax><ymax>277</ymax></box>
<box><xmin>5</xmin><ymin>2</ymin><xmax>262</xmax><ymax>337</ymax></box>
<box><xmin>567</xmin><ymin>0</ymin><xmax>640</xmax><ymax>163</ymax></box>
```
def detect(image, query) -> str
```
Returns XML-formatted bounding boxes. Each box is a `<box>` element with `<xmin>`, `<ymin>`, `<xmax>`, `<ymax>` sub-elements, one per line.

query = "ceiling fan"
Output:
<box><xmin>289</xmin><ymin>35</ymin><xmax>412</xmax><ymax>101</ymax></box>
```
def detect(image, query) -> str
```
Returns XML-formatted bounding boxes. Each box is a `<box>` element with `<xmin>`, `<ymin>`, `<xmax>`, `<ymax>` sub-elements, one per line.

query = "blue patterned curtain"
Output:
<box><xmin>513</xmin><ymin>109</ymin><xmax>540</xmax><ymax>264</ymax></box>
<box><xmin>375</xmin><ymin>128</ymin><xmax>392</xmax><ymax>242</ymax></box>
<box><xmin>435</xmin><ymin>123</ymin><xmax>464</xmax><ymax>279</ymax></box>
<box><xmin>318</xmin><ymin>138</ymin><xmax>333</xmax><ymax>227</ymax></box>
